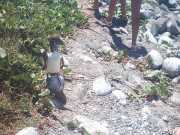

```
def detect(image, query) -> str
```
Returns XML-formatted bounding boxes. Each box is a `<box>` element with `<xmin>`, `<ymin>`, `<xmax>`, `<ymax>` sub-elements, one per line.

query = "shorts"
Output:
<box><xmin>46</xmin><ymin>74</ymin><xmax>64</xmax><ymax>95</ymax></box>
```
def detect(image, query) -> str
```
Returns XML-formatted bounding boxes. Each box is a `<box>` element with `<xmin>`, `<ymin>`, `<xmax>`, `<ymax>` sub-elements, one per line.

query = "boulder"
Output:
<box><xmin>162</xmin><ymin>57</ymin><xmax>180</xmax><ymax>77</ymax></box>
<box><xmin>71</xmin><ymin>115</ymin><xmax>109</xmax><ymax>135</ymax></box>
<box><xmin>147</xmin><ymin>50</ymin><xmax>163</xmax><ymax>69</ymax></box>
<box><xmin>16</xmin><ymin>127</ymin><xmax>39</xmax><ymax>135</ymax></box>
<box><xmin>93</xmin><ymin>76</ymin><xmax>112</xmax><ymax>96</ymax></box>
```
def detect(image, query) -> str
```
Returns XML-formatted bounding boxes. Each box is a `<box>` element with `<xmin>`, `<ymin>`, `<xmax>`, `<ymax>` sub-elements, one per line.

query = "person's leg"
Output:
<box><xmin>131</xmin><ymin>0</ymin><xmax>141</xmax><ymax>47</ymax></box>
<box><xmin>94</xmin><ymin>0</ymin><xmax>99</xmax><ymax>9</ymax></box>
<box><xmin>120</xmin><ymin>0</ymin><xmax>126</xmax><ymax>18</ymax></box>
<box><xmin>107</xmin><ymin>0</ymin><xmax>117</xmax><ymax>22</ymax></box>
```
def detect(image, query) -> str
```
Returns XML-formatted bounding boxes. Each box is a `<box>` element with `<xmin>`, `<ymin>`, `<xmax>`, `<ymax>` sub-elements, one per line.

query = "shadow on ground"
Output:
<box><xmin>94</xmin><ymin>10</ymin><xmax>148</xmax><ymax>59</ymax></box>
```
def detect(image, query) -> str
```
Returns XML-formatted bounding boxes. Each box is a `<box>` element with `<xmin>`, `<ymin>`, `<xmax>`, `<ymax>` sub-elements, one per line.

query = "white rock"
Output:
<box><xmin>147</xmin><ymin>50</ymin><xmax>163</xmax><ymax>69</ymax></box>
<box><xmin>93</xmin><ymin>76</ymin><xmax>112</xmax><ymax>96</ymax></box>
<box><xmin>162</xmin><ymin>57</ymin><xmax>180</xmax><ymax>77</ymax></box>
<box><xmin>16</xmin><ymin>127</ymin><xmax>39</xmax><ymax>135</ymax></box>
<box><xmin>112</xmin><ymin>90</ymin><xmax>127</xmax><ymax>105</ymax></box>
<box><xmin>73</xmin><ymin>115</ymin><xmax>109</xmax><ymax>135</ymax></box>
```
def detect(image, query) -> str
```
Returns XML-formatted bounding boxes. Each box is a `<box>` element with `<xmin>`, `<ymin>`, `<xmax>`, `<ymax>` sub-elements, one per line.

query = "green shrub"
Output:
<box><xmin>0</xmin><ymin>0</ymin><xmax>86</xmax><ymax>96</ymax></box>
<box><xmin>0</xmin><ymin>0</ymin><xmax>86</xmax><ymax>132</ymax></box>
<box><xmin>144</xmin><ymin>72</ymin><xmax>169</xmax><ymax>96</ymax></box>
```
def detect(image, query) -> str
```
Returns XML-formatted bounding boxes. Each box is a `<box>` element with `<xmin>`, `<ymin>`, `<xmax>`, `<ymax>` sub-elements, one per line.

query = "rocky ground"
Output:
<box><xmin>16</xmin><ymin>0</ymin><xmax>180</xmax><ymax>135</ymax></box>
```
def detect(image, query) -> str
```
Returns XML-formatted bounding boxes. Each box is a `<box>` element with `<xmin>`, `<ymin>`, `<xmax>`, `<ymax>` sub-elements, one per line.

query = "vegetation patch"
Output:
<box><xmin>0</xmin><ymin>0</ymin><xmax>87</xmax><ymax>133</ymax></box>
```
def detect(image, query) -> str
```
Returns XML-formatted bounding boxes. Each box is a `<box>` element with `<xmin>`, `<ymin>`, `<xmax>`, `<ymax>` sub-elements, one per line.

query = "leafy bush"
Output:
<box><xmin>144</xmin><ymin>71</ymin><xmax>170</xmax><ymax>97</ymax></box>
<box><xmin>0</xmin><ymin>0</ymin><xmax>86</xmax><ymax>132</ymax></box>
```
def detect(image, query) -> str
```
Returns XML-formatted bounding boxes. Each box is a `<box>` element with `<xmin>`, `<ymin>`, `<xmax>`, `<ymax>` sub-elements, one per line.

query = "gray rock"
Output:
<box><xmin>162</xmin><ymin>57</ymin><xmax>180</xmax><ymax>77</ymax></box>
<box><xmin>93</xmin><ymin>76</ymin><xmax>112</xmax><ymax>96</ymax></box>
<box><xmin>147</xmin><ymin>50</ymin><xmax>163</xmax><ymax>69</ymax></box>
<box><xmin>72</xmin><ymin>115</ymin><xmax>109</xmax><ymax>135</ymax></box>
<box><xmin>16</xmin><ymin>127</ymin><xmax>39</xmax><ymax>135</ymax></box>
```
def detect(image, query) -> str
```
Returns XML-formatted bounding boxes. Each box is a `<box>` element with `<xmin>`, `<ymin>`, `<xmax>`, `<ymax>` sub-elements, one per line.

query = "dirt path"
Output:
<box><xmin>40</xmin><ymin>1</ymin><xmax>180</xmax><ymax>135</ymax></box>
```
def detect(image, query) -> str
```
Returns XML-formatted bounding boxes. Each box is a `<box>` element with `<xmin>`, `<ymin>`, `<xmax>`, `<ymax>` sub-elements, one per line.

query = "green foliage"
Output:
<box><xmin>144</xmin><ymin>72</ymin><xmax>169</xmax><ymax>96</ymax></box>
<box><xmin>0</xmin><ymin>0</ymin><xmax>86</xmax><ymax>132</ymax></box>
<box><xmin>116</xmin><ymin>49</ymin><xmax>128</xmax><ymax>63</ymax></box>
<box><xmin>63</xmin><ymin>67</ymin><xmax>72</xmax><ymax>75</ymax></box>
<box><xmin>0</xmin><ymin>0</ymin><xmax>86</xmax><ymax>97</ymax></box>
